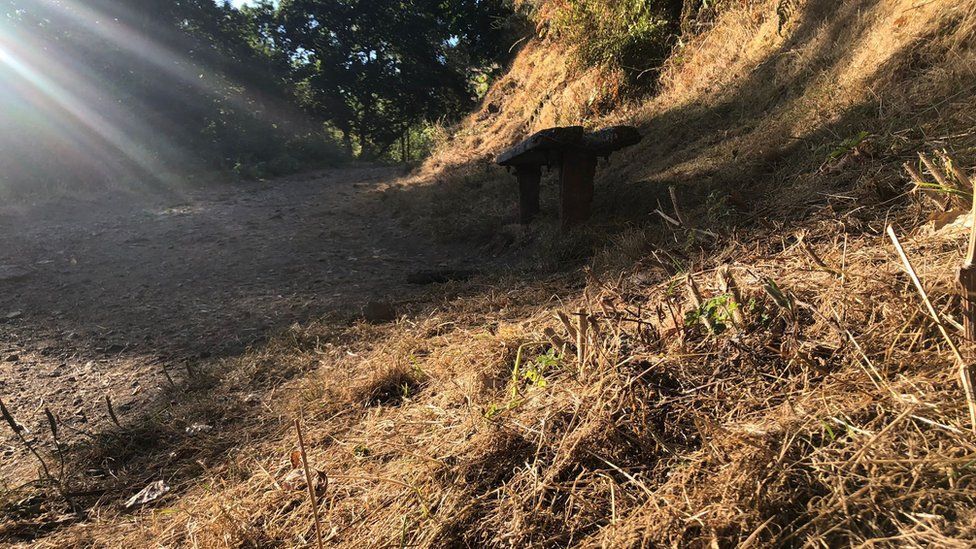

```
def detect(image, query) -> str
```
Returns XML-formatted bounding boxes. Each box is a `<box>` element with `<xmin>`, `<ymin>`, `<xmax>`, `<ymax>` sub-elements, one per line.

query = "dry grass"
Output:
<box><xmin>8</xmin><ymin>0</ymin><xmax>976</xmax><ymax>547</ymax></box>
<box><xmin>30</xmin><ymin>186</ymin><xmax>976</xmax><ymax>547</ymax></box>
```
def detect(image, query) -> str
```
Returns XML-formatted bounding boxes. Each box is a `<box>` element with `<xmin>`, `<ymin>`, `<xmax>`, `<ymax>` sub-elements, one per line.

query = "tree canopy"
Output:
<box><xmin>269</xmin><ymin>0</ymin><xmax>517</xmax><ymax>156</ymax></box>
<box><xmin>0</xmin><ymin>0</ymin><xmax>520</xmax><ymax>193</ymax></box>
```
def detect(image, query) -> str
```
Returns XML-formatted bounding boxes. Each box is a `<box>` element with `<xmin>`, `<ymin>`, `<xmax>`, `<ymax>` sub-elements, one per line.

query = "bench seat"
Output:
<box><xmin>496</xmin><ymin>125</ymin><xmax>642</xmax><ymax>229</ymax></box>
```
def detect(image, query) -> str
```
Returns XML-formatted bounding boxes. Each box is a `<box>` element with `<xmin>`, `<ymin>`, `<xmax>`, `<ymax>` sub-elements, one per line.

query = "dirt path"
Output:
<box><xmin>0</xmin><ymin>166</ymin><xmax>480</xmax><ymax>478</ymax></box>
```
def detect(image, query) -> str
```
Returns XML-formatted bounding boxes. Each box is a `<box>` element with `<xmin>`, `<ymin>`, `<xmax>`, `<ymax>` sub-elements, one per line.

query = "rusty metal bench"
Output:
<box><xmin>497</xmin><ymin>125</ymin><xmax>642</xmax><ymax>230</ymax></box>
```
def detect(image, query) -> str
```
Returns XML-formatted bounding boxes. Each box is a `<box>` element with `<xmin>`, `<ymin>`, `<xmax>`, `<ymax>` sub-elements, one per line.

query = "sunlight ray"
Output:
<box><xmin>35</xmin><ymin>0</ymin><xmax>293</xmax><ymax>127</ymax></box>
<box><xmin>0</xmin><ymin>27</ymin><xmax>163</xmax><ymax>179</ymax></box>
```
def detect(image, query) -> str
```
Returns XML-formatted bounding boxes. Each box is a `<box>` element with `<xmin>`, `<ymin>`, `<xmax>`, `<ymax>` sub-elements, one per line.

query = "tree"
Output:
<box><xmin>275</xmin><ymin>0</ymin><xmax>517</xmax><ymax>157</ymax></box>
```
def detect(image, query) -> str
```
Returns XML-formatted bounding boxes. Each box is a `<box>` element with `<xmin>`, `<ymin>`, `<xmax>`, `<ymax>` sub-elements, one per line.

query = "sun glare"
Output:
<box><xmin>0</xmin><ymin>1</ymin><xmax>277</xmax><ymax>196</ymax></box>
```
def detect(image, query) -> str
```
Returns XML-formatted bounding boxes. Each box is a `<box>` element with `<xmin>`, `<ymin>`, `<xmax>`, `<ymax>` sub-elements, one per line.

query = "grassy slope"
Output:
<box><xmin>13</xmin><ymin>0</ymin><xmax>976</xmax><ymax>546</ymax></box>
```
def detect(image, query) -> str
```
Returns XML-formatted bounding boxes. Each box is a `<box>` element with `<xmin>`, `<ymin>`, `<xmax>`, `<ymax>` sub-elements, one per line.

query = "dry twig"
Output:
<box><xmin>294</xmin><ymin>418</ymin><xmax>325</xmax><ymax>549</ymax></box>
<box><xmin>886</xmin><ymin>225</ymin><xmax>976</xmax><ymax>433</ymax></box>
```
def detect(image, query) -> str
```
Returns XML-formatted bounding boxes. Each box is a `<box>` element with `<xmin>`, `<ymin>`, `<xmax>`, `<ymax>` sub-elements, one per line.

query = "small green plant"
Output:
<box><xmin>521</xmin><ymin>348</ymin><xmax>560</xmax><ymax>389</ymax></box>
<box><xmin>665</xmin><ymin>275</ymin><xmax>686</xmax><ymax>297</ymax></box>
<box><xmin>408</xmin><ymin>354</ymin><xmax>428</xmax><ymax>380</ymax></box>
<box><xmin>353</xmin><ymin>444</ymin><xmax>371</xmax><ymax>459</ymax></box>
<box><xmin>705</xmin><ymin>190</ymin><xmax>733</xmax><ymax>225</ymax></box>
<box><xmin>685</xmin><ymin>294</ymin><xmax>738</xmax><ymax>334</ymax></box>
<box><xmin>820</xmin><ymin>419</ymin><xmax>836</xmax><ymax>443</ymax></box>
<box><xmin>484</xmin><ymin>403</ymin><xmax>500</xmax><ymax>419</ymax></box>
<box><xmin>912</xmin><ymin>180</ymin><xmax>973</xmax><ymax>199</ymax></box>
<box><xmin>763</xmin><ymin>277</ymin><xmax>796</xmax><ymax>319</ymax></box>
<box><xmin>745</xmin><ymin>297</ymin><xmax>774</xmax><ymax>328</ymax></box>
<box><xmin>484</xmin><ymin>401</ymin><xmax>522</xmax><ymax>420</ymax></box>
<box><xmin>825</xmin><ymin>131</ymin><xmax>870</xmax><ymax>162</ymax></box>
<box><xmin>486</xmin><ymin>345</ymin><xmax>561</xmax><ymax>420</ymax></box>
<box><xmin>511</xmin><ymin>345</ymin><xmax>562</xmax><ymax>397</ymax></box>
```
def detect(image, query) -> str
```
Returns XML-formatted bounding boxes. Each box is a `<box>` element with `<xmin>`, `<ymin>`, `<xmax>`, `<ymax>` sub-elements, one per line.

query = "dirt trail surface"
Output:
<box><xmin>0</xmin><ymin>166</ymin><xmax>479</xmax><ymax>478</ymax></box>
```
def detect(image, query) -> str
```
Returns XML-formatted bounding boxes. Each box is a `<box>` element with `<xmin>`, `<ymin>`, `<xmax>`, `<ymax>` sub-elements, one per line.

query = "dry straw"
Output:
<box><xmin>10</xmin><ymin>0</ymin><xmax>976</xmax><ymax>547</ymax></box>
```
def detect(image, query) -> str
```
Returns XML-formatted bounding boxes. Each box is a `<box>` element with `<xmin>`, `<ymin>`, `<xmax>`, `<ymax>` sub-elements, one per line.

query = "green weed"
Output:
<box><xmin>825</xmin><ymin>131</ymin><xmax>870</xmax><ymax>162</ymax></box>
<box><xmin>685</xmin><ymin>294</ymin><xmax>738</xmax><ymax>334</ymax></box>
<box><xmin>486</xmin><ymin>346</ymin><xmax>561</xmax><ymax>420</ymax></box>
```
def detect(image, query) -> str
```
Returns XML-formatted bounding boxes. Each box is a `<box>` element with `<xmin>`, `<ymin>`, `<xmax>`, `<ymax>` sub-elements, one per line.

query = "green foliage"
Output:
<box><xmin>274</xmin><ymin>0</ymin><xmax>521</xmax><ymax>158</ymax></box>
<box><xmin>388</xmin><ymin>122</ymin><xmax>446</xmax><ymax>164</ymax></box>
<box><xmin>0</xmin><ymin>0</ymin><xmax>338</xmax><ymax>187</ymax></box>
<box><xmin>820</xmin><ymin>419</ymin><xmax>836</xmax><ymax>443</ymax></box>
<box><xmin>486</xmin><ymin>346</ymin><xmax>561</xmax><ymax>420</ymax></box>
<box><xmin>685</xmin><ymin>293</ymin><xmax>738</xmax><ymax>334</ymax></box>
<box><xmin>763</xmin><ymin>277</ymin><xmax>795</xmax><ymax>318</ymax></box>
<box><xmin>484</xmin><ymin>401</ymin><xmax>515</xmax><ymax>419</ymax></box>
<box><xmin>512</xmin><ymin>346</ymin><xmax>561</xmax><ymax>395</ymax></box>
<box><xmin>546</xmin><ymin>0</ymin><xmax>681</xmax><ymax>84</ymax></box>
<box><xmin>353</xmin><ymin>444</ymin><xmax>372</xmax><ymax>458</ymax></box>
<box><xmin>521</xmin><ymin>348</ymin><xmax>560</xmax><ymax>389</ymax></box>
<box><xmin>470</xmin><ymin>64</ymin><xmax>505</xmax><ymax>99</ymax></box>
<box><xmin>826</xmin><ymin>131</ymin><xmax>870</xmax><ymax>162</ymax></box>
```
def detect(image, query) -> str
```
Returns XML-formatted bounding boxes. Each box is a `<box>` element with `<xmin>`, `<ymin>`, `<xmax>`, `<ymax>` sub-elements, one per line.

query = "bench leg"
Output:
<box><xmin>559</xmin><ymin>153</ymin><xmax>597</xmax><ymax>231</ymax></box>
<box><xmin>516</xmin><ymin>164</ymin><xmax>542</xmax><ymax>224</ymax></box>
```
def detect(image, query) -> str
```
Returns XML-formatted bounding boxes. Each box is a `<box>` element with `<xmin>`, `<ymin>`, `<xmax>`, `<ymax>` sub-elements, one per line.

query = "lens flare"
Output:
<box><xmin>0</xmin><ymin>1</ymin><xmax>293</xmax><ymax>198</ymax></box>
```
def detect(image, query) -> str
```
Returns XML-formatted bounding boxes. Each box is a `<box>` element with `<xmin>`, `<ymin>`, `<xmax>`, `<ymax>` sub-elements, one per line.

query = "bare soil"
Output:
<box><xmin>0</xmin><ymin>166</ymin><xmax>484</xmax><ymax>481</ymax></box>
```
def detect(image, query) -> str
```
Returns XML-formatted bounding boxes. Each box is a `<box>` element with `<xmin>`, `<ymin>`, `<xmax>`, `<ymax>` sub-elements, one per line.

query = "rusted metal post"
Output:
<box><xmin>559</xmin><ymin>152</ymin><xmax>597</xmax><ymax>230</ymax></box>
<box><xmin>515</xmin><ymin>164</ymin><xmax>542</xmax><ymax>224</ymax></box>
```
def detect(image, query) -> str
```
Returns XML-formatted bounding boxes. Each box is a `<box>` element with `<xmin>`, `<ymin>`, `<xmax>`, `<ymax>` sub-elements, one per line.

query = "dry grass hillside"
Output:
<box><xmin>10</xmin><ymin>0</ymin><xmax>976</xmax><ymax>547</ymax></box>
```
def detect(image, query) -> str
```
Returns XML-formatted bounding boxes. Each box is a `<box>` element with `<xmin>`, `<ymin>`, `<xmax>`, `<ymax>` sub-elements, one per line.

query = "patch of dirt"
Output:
<box><xmin>0</xmin><ymin>166</ymin><xmax>486</xmax><ymax>481</ymax></box>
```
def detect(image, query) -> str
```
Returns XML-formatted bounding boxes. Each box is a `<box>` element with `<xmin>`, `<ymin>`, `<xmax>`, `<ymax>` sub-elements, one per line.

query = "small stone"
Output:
<box><xmin>185</xmin><ymin>423</ymin><xmax>213</xmax><ymax>436</ymax></box>
<box><xmin>0</xmin><ymin>311</ymin><xmax>22</xmax><ymax>322</ymax></box>
<box><xmin>5</xmin><ymin>354</ymin><xmax>18</xmax><ymax>363</ymax></box>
